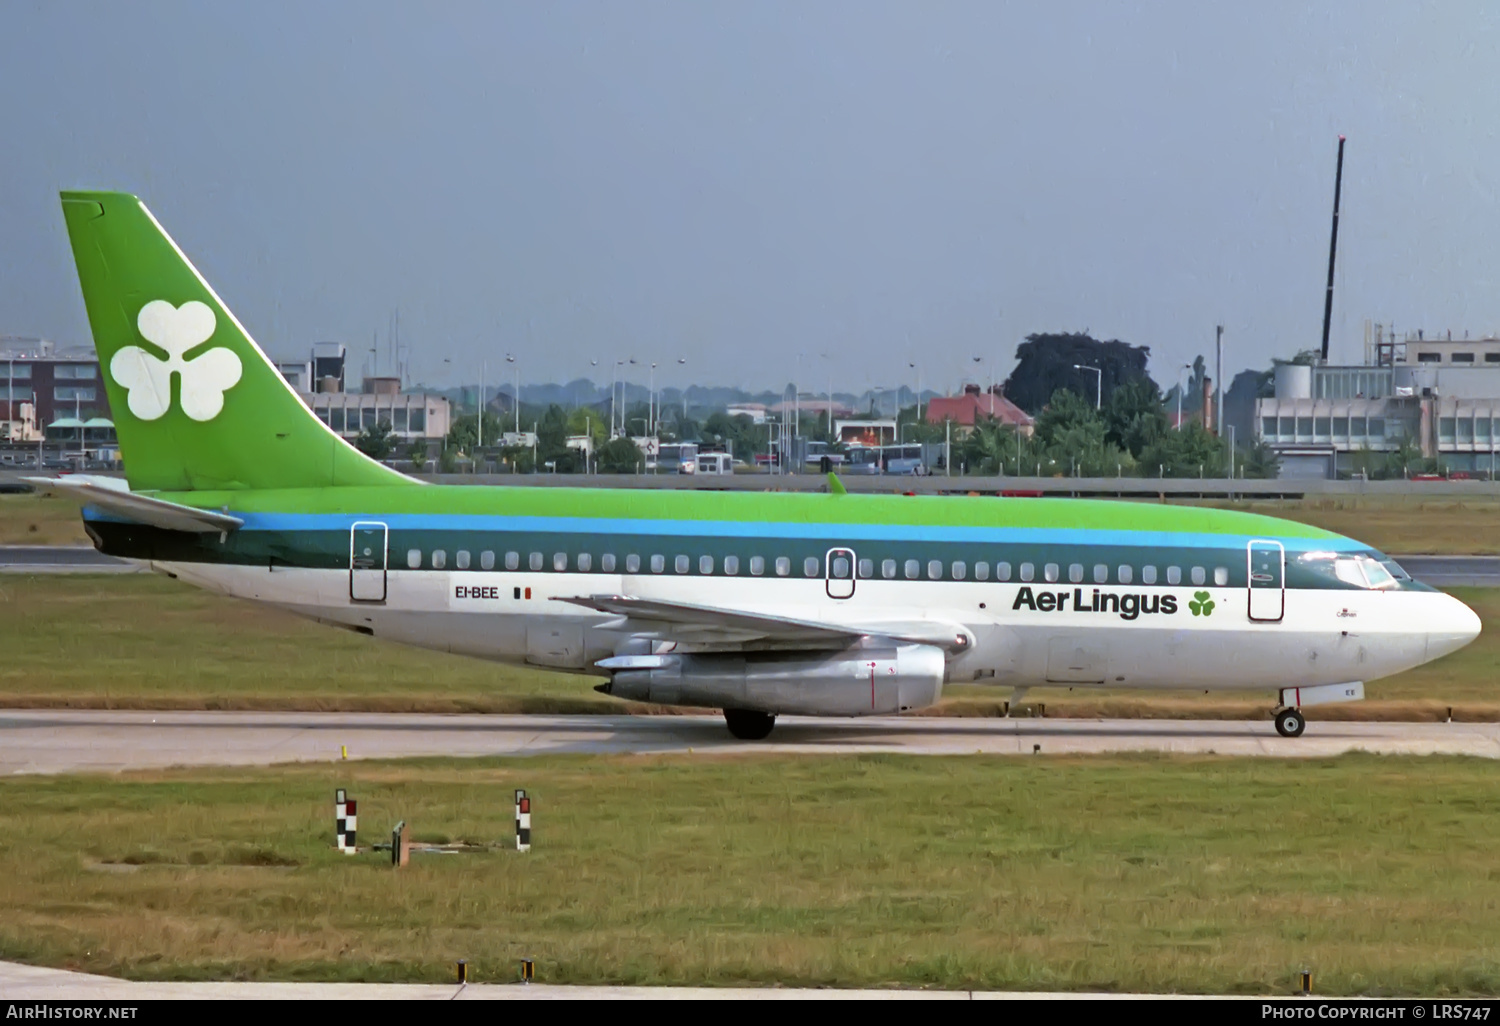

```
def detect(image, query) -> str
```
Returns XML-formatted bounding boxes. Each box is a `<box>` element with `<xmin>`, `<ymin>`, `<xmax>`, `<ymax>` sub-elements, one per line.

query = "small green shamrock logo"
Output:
<box><xmin>1189</xmin><ymin>590</ymin><xmax>1215</xmax><ymax>617</ymax></box>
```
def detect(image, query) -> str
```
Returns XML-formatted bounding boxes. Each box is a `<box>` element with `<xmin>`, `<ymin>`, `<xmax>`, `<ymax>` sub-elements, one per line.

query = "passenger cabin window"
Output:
<box><xmin>554</xmin><ymin>553</ymin><xmax>568</xmax><ymax>572</ymax></box>
<box><xmin>480</xmin><ymin>551</ymin><xmax>495</xmax><ymax>571</ymax></box>
<box><xmin>832</xmin><ymin>555</ymin><xmax>851</xmax><ymax>578</ymax></box>
<box><xmin>804</xmin><ymin>556</ymin><xmax>819</xmax><ymax>578</ymax></box>
<box><xmin>927</xmin><ymin>559</ymin><xmax>942</xmax><ymax>580</ymax></box>
<box><xmin>700</xmin><ymin>555</ymin><xmax>713</xmax><ymax>575</ymax></box>
<box><xmin>505</xmin><ymin>552</ymin><xmax>519</xmax><ymax>570</ymax></box>
<box><xmin>750</xmin><ymin>555</ymin><xmax>765</xmax><ymax>576</ymax></box>
<box><xmin>1191</xmin><ymin>566</ymin><xmax>1206</xmax><ymax>586</ymax></box>
<box><xmin>858</xmin><ymin>558</ymin><xmax>873</xmax><ymax>579</ymax></box>
<box><xmin>1166</xmin><ymin>566</ymin><xmax>1181</xmax><ymax>585</ymax></box>
<box><xmin>1093</xmin><ymin>564</ymin><xmax>1108</xmax><ymax>584</ymax></box>
<box><xmin>1044</xmin><ymin>563</ymin><xmax>1059</xmax><ymax>583</ymax></box>
<box><xmin>432</xmin><ymin>550</ymin><xmax>447</xmax><ymax>570</ymax></box>
<box><xmin>905</xmin><ymin>559</ymin><xmax>920</xmax><ymax>580</ymax></box>
<box><xmin>775</xmin><ymin>556</ymin><xmax>791</xmax><ymax>577</ymax></box>
<box><xmin>1019</xmin><ymin>562</ymin><xmax>1034</xmax><ymax>582</ymax></box>
<box><xmin>974</xmin><ymin>561</ymin><xmax>990</xmax><ymax>581</ymax></box>
<box><xmin>951</xmin><ymin>561</ymin><xmax>966</xmax><ymax>580</ymax></box>
<box><xmin>651</xmin><ymin>554</ymin><xmax>665</xmax><ymax>573</ymax></box>
<box><xmin>1213</xmin><ymin>566</ymin><xmax>1229</xmax><ymax>586</ymax></box>
<box><xmin>1068</xmin><ymin>563</ymin><xmax>1083</xmax><ymax>583</ymax></box>
<box><xmin>882</xmin><ymin>559</ymin><xmax>897</xmax><ymax>579</ymax></box>
<box><xmin>675</xmin><ymin>555</ymin><xmax>689</xmax><ymax>574</ymax></box>
<box><xmin>626</xmin><ymin>554</ymin><xmax>641</xmax><ymax>573</ymax></box>
<box><xmin>1117</xmin><ymin>565</ymin><xmax>1132</xmax><ymax>584</ymax></box>
<box><xmin>1142</xmin><ymin>565</ymin><xmax>1157</xmax><ymax>585</ymax></box>
<box><xmin>997</xmin><ymin>562</ymin><xmax>1012</xmax><ymax>582</ymax></box>
<box><xmin>724</xmin><ymin>555</ymin><xmax>739</xmax><ymax>575</ymax></box>
<box><xmin>601</xmin><ymin>553</ymin><xmax>616</xmax><ymax>573</ymax></box>
<box><xmin>456</xmin><ymin>550</ymin><xmax>470</xmax><ymax>570</ymax></box>
<box><xmin>577</xmin><ymin>553</ymin><xmax>592</xmax><ymax>573</ymax></box>
<box><xmin>529</xmin><ymin>552</ymin><xmax>543</xmax><ymax>571</ymax></box>
<box><xmin>407</xmin><ymin>549</ymin><xmax>421</xmax><ymax>569</ymax></box>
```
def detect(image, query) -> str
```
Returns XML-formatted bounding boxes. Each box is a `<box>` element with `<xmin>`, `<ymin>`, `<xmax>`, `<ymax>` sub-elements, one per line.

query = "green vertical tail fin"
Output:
<box><xmin>60</xmin><ymin>191</ymin><xmax>416</xmax><ymax>492</ymax></box>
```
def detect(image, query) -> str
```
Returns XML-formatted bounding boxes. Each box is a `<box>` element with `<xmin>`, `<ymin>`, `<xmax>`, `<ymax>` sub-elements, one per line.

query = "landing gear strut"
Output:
<box><xmin>724</xmin><ymin>709</ymin><xmax>776</xmax><ymax>740</ymax></box>
<box><xmin>1274</xmin><ymin>707</ymin><xmax>1306</xmax><ymax>738</ymax></box>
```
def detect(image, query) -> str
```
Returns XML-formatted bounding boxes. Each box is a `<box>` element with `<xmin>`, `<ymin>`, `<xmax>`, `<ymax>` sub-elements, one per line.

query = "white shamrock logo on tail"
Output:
<box><xmin>111</xmin><ymin>300</ymin><xmax>243</xmax><ymax>422</ymax></box>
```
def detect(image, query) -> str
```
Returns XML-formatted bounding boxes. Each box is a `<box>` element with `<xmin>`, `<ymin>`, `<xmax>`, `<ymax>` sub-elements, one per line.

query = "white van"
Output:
<box><xmin>696</xmin><ymin>452</ymin><xmax>733</xmax><ymax>475</ymax></box>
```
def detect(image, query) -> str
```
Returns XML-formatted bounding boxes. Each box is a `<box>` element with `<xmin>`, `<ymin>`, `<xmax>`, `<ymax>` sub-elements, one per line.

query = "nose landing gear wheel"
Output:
<box><xmin>1274</xmin><ymin>708</ymin><xmax>1306</xmax><ymax>738</ymax></box>
<box><xmin>724</xmin><ymin>709</ymin><xmax>777</xmax><ymax>740</ymax></box>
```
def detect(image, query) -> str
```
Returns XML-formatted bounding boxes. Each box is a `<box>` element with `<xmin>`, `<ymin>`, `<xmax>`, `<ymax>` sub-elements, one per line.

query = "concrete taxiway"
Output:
<box><xmin>0</xmin><ymin>960</ymin><xmax>1203</xmax><ymax>1000</ymax></box>
<box><xmin>3</xmin><ymin>711</ymin><xmax>1498</xmax><ymax>775</ymax></box>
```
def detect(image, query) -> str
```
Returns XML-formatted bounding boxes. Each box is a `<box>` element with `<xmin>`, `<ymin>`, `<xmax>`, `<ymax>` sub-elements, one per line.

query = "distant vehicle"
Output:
<box><xmin>696</xmin><ymin>452</ymin><xmax>733</xmax><ymax>475</ymax></box>
<box><xmin>843</xmin><ymin>446</ymin><xmax>882</xmax><ymax>475</ymax></box>
<box><xmin>803</xmin><ymin>440</ymin><xmax>845</xmax><ymax>470</ymax></box>
<box><xmin>882</xmin><ymin>443</ymin><xmax>929</xmax><ymax>475</ymax></box>
<box><xmin>654</xmin><ymin>442</ymin><xmax>698</xmax><ymax>474</ymax></box>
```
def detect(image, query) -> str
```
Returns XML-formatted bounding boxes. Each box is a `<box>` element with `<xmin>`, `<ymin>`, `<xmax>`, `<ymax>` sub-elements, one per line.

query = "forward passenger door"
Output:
<box><xmin>1247</xmin><ymin>540</ymin><xmax>1285</xmax><ymax>622</ymax></box>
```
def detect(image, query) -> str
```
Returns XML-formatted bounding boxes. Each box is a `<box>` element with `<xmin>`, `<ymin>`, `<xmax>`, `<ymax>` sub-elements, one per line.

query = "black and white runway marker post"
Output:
<box><xmin>515</xmin><ymin>789</ymin><xmax>531</xmax><ymax>852</ymax></box>
<box><xmin>335</xmin><ymin>789</ymin><xmax>357</xmax><ymax>854</ymax></box>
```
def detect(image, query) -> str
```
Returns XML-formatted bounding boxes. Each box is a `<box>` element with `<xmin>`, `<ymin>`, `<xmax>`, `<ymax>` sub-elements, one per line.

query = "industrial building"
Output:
<box><xmin>1256</xmin><ymin>332</ymin><xmax>1500</xmax><ymax>478</ymax></box>
<box><xmin>275</xmin><ymin>343</ymin><xmax>451</xmax><ymax>452</ymax></box>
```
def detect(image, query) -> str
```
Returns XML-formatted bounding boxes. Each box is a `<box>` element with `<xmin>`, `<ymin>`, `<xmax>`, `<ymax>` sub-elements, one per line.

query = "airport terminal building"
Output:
<box><xmin>1256</xmin><ymin>334</ymin><xmax>1500</xmax><ymax>479</ymax></box>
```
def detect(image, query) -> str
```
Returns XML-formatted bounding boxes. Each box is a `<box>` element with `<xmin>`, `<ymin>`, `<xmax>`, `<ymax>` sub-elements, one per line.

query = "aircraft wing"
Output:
<box><xmin>555</xmin><ymin>594</ymin><xmax>972</xmax><ymax>654</ymax></box>
<box><xmin>24</xmin><ymin>476</ymin><xmax>244</xmax><ymax>534</ymax></box>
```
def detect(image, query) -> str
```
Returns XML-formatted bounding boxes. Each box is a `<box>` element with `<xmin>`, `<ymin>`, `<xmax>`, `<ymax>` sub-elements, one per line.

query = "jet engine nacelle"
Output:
<box><xmin>598</xmin><ymin>643</ymin><xmax>946</xmax><ymax>716</ymax></box>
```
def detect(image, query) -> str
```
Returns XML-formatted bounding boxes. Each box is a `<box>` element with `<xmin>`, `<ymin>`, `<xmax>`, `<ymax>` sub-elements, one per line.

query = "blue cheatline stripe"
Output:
<box><xmin>128</xmin><ymin>511</ymin><xmax>1372</xmax><ymax>553</ymax></box>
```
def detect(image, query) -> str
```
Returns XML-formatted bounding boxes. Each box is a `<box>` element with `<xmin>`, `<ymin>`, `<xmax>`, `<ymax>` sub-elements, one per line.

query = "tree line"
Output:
<box><xmin>348</xmin><ymin>330</ymin><xmax>1283</xmax><ymax>477</ymax></box>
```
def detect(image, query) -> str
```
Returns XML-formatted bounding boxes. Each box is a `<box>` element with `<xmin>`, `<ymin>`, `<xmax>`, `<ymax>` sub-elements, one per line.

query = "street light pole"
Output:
<box><xmin>505</xmin><ymin>354</ymin><xmax>518</xmax><ymax>438</ymax></box>
<box><xmin>649</xmin><ymin>361</ymin><xmax>658</xmax><ymax>438</ymax></box>
<box><xmin>1177</xmin><ymin>364</ymin><xmax>1192</xmax><ymax>430</ymax></box>
<box><xmin>1072</xmin><ymin>364</ymin><xmax>1102</xmax><ymax>409</ymax></box>
<box><xmin>794</xmin><ymin>353</ymin><xmax>802</xmax><ymax>442</ymax></box>
<box><xmin>908</xmin><ymin>361</ymin><xmax>922</xmax><ymax>427</ymax></box>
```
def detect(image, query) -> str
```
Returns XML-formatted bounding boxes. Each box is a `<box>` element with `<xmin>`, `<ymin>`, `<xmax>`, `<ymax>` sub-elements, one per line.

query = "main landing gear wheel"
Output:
<box><xmin>1274</xmin><ymin>708</ymin><xmax>1306</xmax><ymax>738</ymax></box>
<box><xmin>724</xmin><ymin>709</ymin><xmax>777</xmax><ymax>740</ymax></box>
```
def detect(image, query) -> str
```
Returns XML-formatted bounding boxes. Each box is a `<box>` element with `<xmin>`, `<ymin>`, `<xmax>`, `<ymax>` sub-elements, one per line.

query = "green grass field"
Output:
<box><xmin>0</xmin><ymin>574</ymin><xmax>1495</xmax><ymax>716</ymax></box>
<box><xmin>1</xmin><ymin>754</ymin><xmax>1497</xmax><ymax>994</ymax></box>
<box><xmin>0</xmin><ymin>493</ymin><xmax>90</xmax><ymax>546</ymax></box>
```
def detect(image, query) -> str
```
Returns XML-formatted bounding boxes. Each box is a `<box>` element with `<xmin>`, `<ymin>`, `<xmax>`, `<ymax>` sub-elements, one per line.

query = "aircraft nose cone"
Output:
<box><xmin>1427</xmin><ymin>593</ymin><xmax>1482</xmax><ymax>662</ymax></box>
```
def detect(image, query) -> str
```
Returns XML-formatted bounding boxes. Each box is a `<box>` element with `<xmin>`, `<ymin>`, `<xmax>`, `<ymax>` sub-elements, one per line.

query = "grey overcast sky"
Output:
<box><xmin>2</xmin><ymin>1</ymin><xmax>1497</xmax><ymax>395</ymax></box>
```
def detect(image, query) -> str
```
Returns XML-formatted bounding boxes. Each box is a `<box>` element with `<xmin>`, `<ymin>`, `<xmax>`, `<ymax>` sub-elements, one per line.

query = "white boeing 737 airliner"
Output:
<box><xmin>30</xmin><ymin>191</ymin><xmax>1481</xmax><ymax>740</ymax></box>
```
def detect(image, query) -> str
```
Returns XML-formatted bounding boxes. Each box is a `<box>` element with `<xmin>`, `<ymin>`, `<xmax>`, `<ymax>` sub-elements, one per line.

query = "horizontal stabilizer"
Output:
<box><xmin>24</xmin><ymin>476</ymin><xmax>243</xmax><ymax>534</ymax></box>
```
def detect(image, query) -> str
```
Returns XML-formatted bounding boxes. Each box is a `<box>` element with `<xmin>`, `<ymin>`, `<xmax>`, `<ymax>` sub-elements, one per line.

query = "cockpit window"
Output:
<box><xmin>1360</xmin><ymin>555</ymin><xmax>1396</xmax><ymax>588</ymax></box>
<box><xmin>1379</xmin><ymin>558</ymin><xmax>1410</xmax><ymax>581</ymax></box>
<box><xmin>1333</xmin><ymin>557</ymin><xmax>1367</xmax><ymax>589</ymax></box>
<box><xmin>1300</xmin><ymin>550</ymin><xmax>1400</xmax><ymax>590</ymax></box>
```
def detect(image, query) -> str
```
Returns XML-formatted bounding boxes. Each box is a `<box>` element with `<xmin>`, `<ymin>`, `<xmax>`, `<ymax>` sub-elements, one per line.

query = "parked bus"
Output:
<box><xmin>653</xmin><ymin>442</ymin><xmax>699</xmax><ymax>474</ymax></box>
<box><xmin>844</xmin><ymin>446</ymin><xmax>882</xmax><ymax>475</ymax></box>
<box><xmin>882</xmin><ymin>443</ymin><xmax>930</xmax><ymax>475</ymax></box>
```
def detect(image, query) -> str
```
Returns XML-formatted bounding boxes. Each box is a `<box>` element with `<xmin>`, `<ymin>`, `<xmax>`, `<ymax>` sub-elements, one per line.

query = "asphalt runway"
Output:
<box><xmin>1</xmin><ymin>547</ymin><xmax>1497</xmax><ymax>585</ymax></box>
<box><xmin>1391</xmin><ymin>555</ymin><xmax>1500</xmax><ymax>588</ymax></box>
<box><xmin>0</xmin><ymin>545</ymin><xmax>138</xmax><ymax>573</ymax></box>
<box><xmin>3</xmin><ymin>711</ymin><xmax>1498</xmax><ymax>774</ymax></box>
